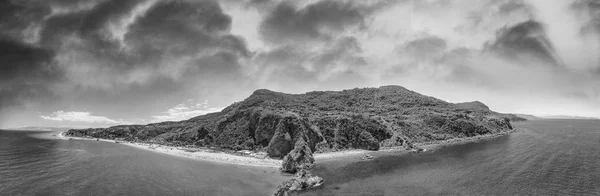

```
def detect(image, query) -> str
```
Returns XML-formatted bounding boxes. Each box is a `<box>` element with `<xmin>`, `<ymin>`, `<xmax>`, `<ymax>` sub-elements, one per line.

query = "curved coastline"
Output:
<box><xmin>58</xmin><ymin>129</ymin><xmax>516</xmax><ymax>196</ymax></box>
<box><xmin>56</xmin><ymin>132</ymin><xmax>283</xmax><ymax>168</ymax></box>
<box><xmin>57</xmin><ymin>128</ymin><xmax>515</xmax><ymax>169</ymax></box>
<box><xmin>313</xmin><ymin>129</ymin><xmax>516</xmax><ymax>161</ymax></box>
<box><xmin>414</xmin><ymin>128</ymin><xmax>517</xmax><ymax>150</ymax></box>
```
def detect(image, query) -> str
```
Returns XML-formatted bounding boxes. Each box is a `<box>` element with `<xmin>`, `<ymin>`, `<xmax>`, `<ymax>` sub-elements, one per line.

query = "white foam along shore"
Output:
<box><xmin>57</xmin><ymin>132</ymin><xmax>375</xmax><ymax>164</ymax></box>
<box><xmin>313</xmin><ymin>149</ymin><xmax>371</xmax><ymax>160</ymax></box>
<box><xmin>313</xmin><ymin>130</ymin><xmax>516</xmax><ymax>160</ymax></box>
<box><xmin>56</xmin><ymin>129</ymin><xmax>514</xmax><ymax>167</ymax></box>
<box><xmin>56</xmin><ymin>132</ymin><xmax>282</xmax><ymax>168</ymax></box>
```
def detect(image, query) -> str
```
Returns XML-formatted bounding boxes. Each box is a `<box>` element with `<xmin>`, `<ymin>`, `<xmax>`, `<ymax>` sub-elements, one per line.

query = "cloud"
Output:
<box><xmin>0</xmin><ymin>0</ymin><xmax>257</xmax><ymax>128</ymax></box>
<box><xmin>3</xmin><ymin>0</ymin><xmax>600</xmax><ymax>128</ymax></box>
<box><xmin>41</xmin><ymin>111</ymin><xmax>123</xmax><ymax>124</ymax></box>
<box><xmin>485</xmin><ymin>20</ymin><xmax>562</xmax><ymax>67</ymax></box>
<box><xmin>152</xmin><ymin>99</ymin><xmax>223</xmax><ymax>122</ymax></box>
<box><xmin>230</xmin><ymin>0</ymin><xmax>600</xmax><ymax>119</ymax></box>
<box><xmin>44</xmin><ymin>0</ymin><xmax>250</xmax><ymax>89</ymax></box>
<box><xmin>0</xmin><ymin>38</ymin><xmax>58</xmax><ymax>111</ymax></box>
<box><xmin>1</xmin><ymin>0</ymin><xmax>252</xmax><ymax>93</ymax></box>
<box><xmin>259</xmin><ymin>1</ymin><xmax>366</xmax><ymax>44</ymax></box>
<box><xmin>242</xmin><ymin>0</ymin><xmax>394</xmax><ymax>92</ymax></box>
<box><xmin>398</xmin><ymin>35</ymin><xmax>448</xmax><ymax>61</ymax></box>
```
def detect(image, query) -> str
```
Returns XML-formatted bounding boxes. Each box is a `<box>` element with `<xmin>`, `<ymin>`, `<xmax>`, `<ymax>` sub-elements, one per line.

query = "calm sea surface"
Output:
<box><xmin>302</xmin><ymin>119</ymin><xmax>600</xmax><ymax>196</ymax></box>
<box><xmin>1</xmin><ymin>119</ymin><xmax>599</xmax><ymax>196</ymax></box>
<box><xmin>0</xmin><ymin>131</ymin><xmax>287</xmax><ymax>196</ymax></box>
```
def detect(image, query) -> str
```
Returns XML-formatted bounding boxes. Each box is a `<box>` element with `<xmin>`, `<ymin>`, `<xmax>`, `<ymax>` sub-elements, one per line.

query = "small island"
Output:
<box><xmin>64</xmin><ymin>86</ymin><xmax>519</xmax><ymax>195</ymax></box>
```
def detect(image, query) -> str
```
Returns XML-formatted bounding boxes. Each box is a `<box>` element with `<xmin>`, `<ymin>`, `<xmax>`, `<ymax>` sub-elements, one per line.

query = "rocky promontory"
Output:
<box><xmin>66</xmin><ymin>86</ymin><xmax>518</xmax><ymax>192</ymax></box>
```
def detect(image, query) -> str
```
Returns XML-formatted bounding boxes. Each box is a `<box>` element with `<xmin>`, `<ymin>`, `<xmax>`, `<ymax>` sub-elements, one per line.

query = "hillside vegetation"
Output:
<box><xmin>67</xmin><ymin>86</ymin><xmax>516</xmax><ymax>172</ymax></box>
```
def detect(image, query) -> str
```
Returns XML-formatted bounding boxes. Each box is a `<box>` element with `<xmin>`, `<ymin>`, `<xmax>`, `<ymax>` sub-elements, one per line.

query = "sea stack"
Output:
<box><xmin>274</xmin><ymin>169</ymin><xmax>324</xmax><ymax>196</ymax></box>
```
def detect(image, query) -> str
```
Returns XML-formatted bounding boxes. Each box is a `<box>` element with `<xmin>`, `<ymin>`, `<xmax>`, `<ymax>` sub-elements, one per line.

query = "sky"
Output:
<box><xmin>1</xmin><ymin>0</ymin><xmax>600</xmax><ymax>128</ymax></box>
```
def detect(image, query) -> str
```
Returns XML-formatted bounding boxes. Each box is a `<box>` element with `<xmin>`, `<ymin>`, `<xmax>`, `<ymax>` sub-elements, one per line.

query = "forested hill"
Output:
<box><xmin>67</xmin><ymin>85</ymin><xmax>516</xmax><ymax>172</ymax></box>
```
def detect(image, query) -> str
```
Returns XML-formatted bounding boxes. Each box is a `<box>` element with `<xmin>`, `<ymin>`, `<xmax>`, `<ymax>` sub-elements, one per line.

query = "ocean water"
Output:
<box><xmin>2</xmin><ymin>120</ymin><xmax>599</xmax><ymax>196</ymax></box>
<box><xmin>302</xmin><ymin>119</ymin><xmax>600</xmax><ymax>196</ymax></box>
<box><xmin>0</xmin><ymin>131</ymin><xmax>288</xmax><ymax>196</ymax></box>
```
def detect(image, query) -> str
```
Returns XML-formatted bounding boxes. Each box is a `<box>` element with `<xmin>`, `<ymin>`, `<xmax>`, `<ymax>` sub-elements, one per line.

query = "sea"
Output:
<box><xmin>0</xmin><ymin>131</ymin><xmax>288</xmax><ymax>196</ymax></box>
<box><xmin>302</xmin><ymin>119</ymin><xmax>600</xmax><ymax>196</ymax></box>
<box><xmin>1</xmin><ymin>119</ymin><xmax>599</xmax><ymax>196</ymax></box>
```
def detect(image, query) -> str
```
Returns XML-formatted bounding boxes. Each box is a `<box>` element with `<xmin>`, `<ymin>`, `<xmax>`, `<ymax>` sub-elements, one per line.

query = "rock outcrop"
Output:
<box><xmin>281</xmin><ymin>139</ymin><xmax>315</xmax><ymax>173</ymax></box>
<box><xmin>274</xmin><ymin>169</ymin><xmax>324</xmax><ymax>196</ymax></box>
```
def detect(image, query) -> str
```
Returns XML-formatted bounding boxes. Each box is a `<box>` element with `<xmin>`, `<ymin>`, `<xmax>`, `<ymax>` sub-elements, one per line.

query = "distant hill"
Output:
<box><xmin>9</xmin><ymin>126</ymin><xmax>76</xmax><ymax>131</ymax></box>
<box><xmin>541</xmin><ymin>115</ymin><xmax>599</xmax><ymax>120</ymax></box>
<box><xmin>67</xmin><ymin>86</ymin><xmax>516</xmax><ymax>172</ymax></box>
<box><xmin>512</xmin><ymin>114</ymin><xmax>542</xmax><ymax>120</ymax></box>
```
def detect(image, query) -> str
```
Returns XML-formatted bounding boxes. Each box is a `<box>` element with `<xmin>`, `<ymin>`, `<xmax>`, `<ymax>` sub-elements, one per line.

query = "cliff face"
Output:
<box><xmin>66</xmin><ymin>86</ymin><xmax>516</xmax><ymax>172</ymax></box>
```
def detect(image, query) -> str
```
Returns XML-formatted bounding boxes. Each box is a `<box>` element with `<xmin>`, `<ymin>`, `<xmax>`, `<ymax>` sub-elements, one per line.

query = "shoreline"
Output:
<box><xmin>313</xmin><ymin>129</ymin><xmax>516</xmax><ymax>160</ymax></box>
<box><xmin>56</xmin><ymin>129</ymin><xmax>515</xmax><ymax>167</ymax></box>
<box><xmin>56</xmin><ymin>132</ymin><xmax>283</xmax><ymax>168</ymax></box>
<box><xmin>415</xmin><ymin>129</ymin><xmax>516</xmax><ymax>150</ymax></box>
<box><xmin>314</xmin><ymin>149</ymin><xmax>371</xmax><ymax>160</ymax></box>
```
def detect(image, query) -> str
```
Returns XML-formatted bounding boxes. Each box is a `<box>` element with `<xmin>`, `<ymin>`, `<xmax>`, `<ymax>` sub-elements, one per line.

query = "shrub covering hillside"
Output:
<box><xmin>67</xmin><ymin>86</ymin><xmax>516</xmax><ymax>172</ymax></box>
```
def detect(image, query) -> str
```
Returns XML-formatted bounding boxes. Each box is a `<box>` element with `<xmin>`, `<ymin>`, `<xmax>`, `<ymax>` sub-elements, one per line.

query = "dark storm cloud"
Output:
<box><xmin>127</xmin><ymin>1</ymin><xmax>248</xmax><ymax>59</ymax></box>
<box><xmin>77</xmin><ymin>0</ymin><xmax>142</xmax><ymax>35</ymax></box>
<box><xmin>0</xmin><ymin>0</ymin><xmax>59</xmax><ymax>122</ymax></box>
<box><xmin>2</xmin><ymin>0</ymin><xmax>600</xmax><ymax>127</ymax></box>
<box><xmin>0</xmin><ymin>39</ymin><xmax>54</xmax><ymax>78</ymax></box>
<box><xmin>0</xmin><ymin>0</ymin><xmax>254</xmax><ymax>126</ymax></box>
<box><xmin>0</xmin><ymin>0</ymin><xmax>50</xmax><ymax>41</ymax></box>
<box><xmin>38</xmin><ymin>0</ymin><xmax>250</xmax><ymax>87</ymax></box>
<box><xmin>40</xmin><ymin>0</ymin><xmax>143</xmax><ymax>51</ymax></box>
<box><xmin>485</xmin><ymin>20</ymin><xmax>563</xmax><ymax>67</ymax></box>
<box><xmin>250</xmin><ymin>0</ymin><xmax>389</xmax><ymax>90</ymax></box>
<box><xmin>40</xmin><ymin>0</ymin><xmax>237</xmax><ymax>58</ymax></box>
<box><xmin>0</xmin><ymin>38</ymin><xmax>58</xmax><ymax>109</ymax></box>
<box><xmin>259</xmin><ymin>1</ymin><xmax>365</xmax><ymax>44</ymax></box>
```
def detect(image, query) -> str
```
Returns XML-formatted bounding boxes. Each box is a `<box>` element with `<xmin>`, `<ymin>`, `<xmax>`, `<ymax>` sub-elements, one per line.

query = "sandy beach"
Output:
<box><xmin>56</xmin><ymin>129</ymin><xmax>515</xmax><ymax>167</ymax></box>
<box><xmin>314</xmin><ymin>149</ymin><xmax>370</xmax><ymax>160</ymax></box>
<box><xmin>56</xmin><ymin>132</ymin><xmax>282</xmax><ymax>167</ymax></box>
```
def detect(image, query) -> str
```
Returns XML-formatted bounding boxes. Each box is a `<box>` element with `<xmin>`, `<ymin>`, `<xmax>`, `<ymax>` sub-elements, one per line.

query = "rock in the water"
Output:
<box><xmin>274</xmin><ymin>169</ymin><xmax>323</xmax><ymax>196</ymax></box>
